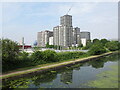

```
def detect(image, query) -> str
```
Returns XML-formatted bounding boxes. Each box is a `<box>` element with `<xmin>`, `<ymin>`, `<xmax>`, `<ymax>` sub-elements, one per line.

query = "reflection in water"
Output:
<box><xmin>88</xmin><ymin>53</ymin><xmax>119</xmax><ymax>69</ymax></box>
<box><xmin>31</xmin><ymin>71</ymin><xmax>57</xmax><ymax>86</ymax></box>
<box><xmin>60</xmin><ymin>70</ymin><xmax>73</xmax><ymax>84</ymax></box>
<box><xmin>2</xmin><ymin>53</ymin><xmax>119</xmax><ymax>88</ymax></box>
<box><xmin>89</xmin><ymin>59</ymin><xmax>105</xmax><ymax>68</ymax></box>
<box><xmin>3</xmin><ymin>71</ymin><xmax>58</xmax><ymax>88</ymax></box>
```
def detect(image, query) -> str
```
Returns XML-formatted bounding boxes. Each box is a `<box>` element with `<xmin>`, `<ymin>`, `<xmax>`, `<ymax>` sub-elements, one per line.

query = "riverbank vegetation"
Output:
<box><xmin>1</xmin><ymin>38</ymin><xmax>120</xmax><ymax>73</ymax></box>
<box><xmin>2</xmin><ymin>53</ymin><xmax>119</xmax><ymax>88</ymax></box>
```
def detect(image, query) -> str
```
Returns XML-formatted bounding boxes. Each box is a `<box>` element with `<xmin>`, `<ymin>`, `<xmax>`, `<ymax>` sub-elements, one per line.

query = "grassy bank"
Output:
<box><xmin>1</xmin><ymin>51</ymin><xmax>117</xmax><ymax>80</ymax></box>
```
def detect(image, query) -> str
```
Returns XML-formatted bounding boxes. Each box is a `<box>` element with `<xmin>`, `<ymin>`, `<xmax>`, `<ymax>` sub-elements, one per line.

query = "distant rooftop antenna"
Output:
<box><xmin>66</xmin><ymin>5</ymin><xmax>73</xmax><ymax>15</ymax></box>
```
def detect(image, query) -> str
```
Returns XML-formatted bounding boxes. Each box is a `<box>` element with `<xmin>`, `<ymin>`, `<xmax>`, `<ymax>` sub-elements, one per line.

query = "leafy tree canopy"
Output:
<box><xmin>100</xmin><ymin>39</ymin><xmax>109</xmax><ymax>46</ymax></box>
<box><xmin>93</xmin><ymin>38</ymin><xmax>100</xmax><ymax>44</ymax></box>
<box><xmin>105</xmin><ymin>41</ymin><xmax>119</xmax><ymax>51</ymax></box>
<box><xmin>88</xmin><ymin>43</ymin><xmax>106</xmax><ymax>55</ymax></box>
<box><xmin>2</xmin><ymin>38</ymin><xmax>19</xmax><ymax>62</ymax></box>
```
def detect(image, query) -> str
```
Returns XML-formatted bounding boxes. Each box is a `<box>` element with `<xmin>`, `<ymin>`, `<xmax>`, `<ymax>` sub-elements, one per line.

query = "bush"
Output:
<box><xmin>31</xmin><ymin>51</ymin><xmax>45</xmax><ymax>65</ymax></box>
<box><xmin>42</xmin><ymin>50</ymin><xmax>58</xmax><ymax>62</ymax></box>
<box><xmin>57</xmin><ymin>51</ymin><xmax>85</xmax><ymax>61</ymax></box>
<box><xmin>88</xmin><ymin>43</ymin><xmax>106</xmax><ymax>55</ymax></box>
<box><xmin>18</xmin><ymin>52</ymin><xmax>29</xmax><ymax>60</ymax></box>
<box><xmin>82</xmin><ymin>46</ymin><xmax>89</xmax><ymax>50</ymax></box>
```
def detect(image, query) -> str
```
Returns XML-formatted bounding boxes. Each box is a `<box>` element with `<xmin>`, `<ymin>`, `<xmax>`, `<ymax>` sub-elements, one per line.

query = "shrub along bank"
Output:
<box><xmin>3</xmin><ymin>49</ymin><xmax>87</xmax><ymax>72</ymax></box>
<box><xmin>2</xmin><ymin>38</ymin><xmax>120</xmax><ymax>73</ymax></box>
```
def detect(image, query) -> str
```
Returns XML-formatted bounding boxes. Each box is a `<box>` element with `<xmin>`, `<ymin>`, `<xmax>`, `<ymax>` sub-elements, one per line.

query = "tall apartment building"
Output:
<box><xmin>37</xmin><ymin>15</ymin><xmax>91</xmax><ymax>47</ymax></box>
<box><xmin>72</xmin><ymin>27</ymin><xmax>80</xmax><ymax>46</ymax></box>
<box><xmin>53</xmin><ymin>15</ymin><xmax>73</xmax><ymax>47</ymax></box>
<box><xmin>37</xmin><ymin>30</ymin><xmax>53</xmax><ymax>47</ymax></box>
<box><xmin>60</xmin><ymin>15</ymin><xmax>72</xmax><ymax>27</ymax></box>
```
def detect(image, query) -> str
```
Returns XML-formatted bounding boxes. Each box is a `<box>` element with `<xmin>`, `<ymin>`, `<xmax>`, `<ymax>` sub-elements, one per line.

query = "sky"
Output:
<box><xmin>1</xmin><ymin>2</ymin><xmax>118</xmax><ymax>45</ymax></box>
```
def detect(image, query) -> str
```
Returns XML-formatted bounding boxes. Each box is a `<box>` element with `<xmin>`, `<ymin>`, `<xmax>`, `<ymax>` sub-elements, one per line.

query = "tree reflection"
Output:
<box><xmin>2</xmin><ymin>71</ymin><xmax>57</xmax><ymax>88</ymax></box>
<box><xmin>60</xmin><ymin>70</ymin><xmax>73</xmax><ymax>84</ymax></box>
<box><xmin>89</xmin><ymin>59</ymin><xmax>105</xmax><ymax>69</ymax></box>
<box><xmin>88</xmin><ymin>53</ymin><xmax>119</xmax><ymax>69</ymax></box>
<box><xmin>107</xmin><ymin>53</ymin><xmax>119</xmax><ymax>62</ymax></box>
<box><xmin>31</xmin><ymin>71</ymin><xmax>57</xmax><ymax>86</ymax></box>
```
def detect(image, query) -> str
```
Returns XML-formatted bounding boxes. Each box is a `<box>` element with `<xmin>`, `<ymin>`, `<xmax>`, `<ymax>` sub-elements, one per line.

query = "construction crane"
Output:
<box><xmin>66</xmin><ymin>5</ymin><xmax>73</xmax><ymax>15</ymax></box>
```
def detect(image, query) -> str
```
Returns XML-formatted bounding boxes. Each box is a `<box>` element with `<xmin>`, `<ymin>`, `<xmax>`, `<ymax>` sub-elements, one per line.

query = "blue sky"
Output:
<box><xmin>2</xmin><ymin>2</ymin><xmax>118</xmax><ymax>45</ymax></box>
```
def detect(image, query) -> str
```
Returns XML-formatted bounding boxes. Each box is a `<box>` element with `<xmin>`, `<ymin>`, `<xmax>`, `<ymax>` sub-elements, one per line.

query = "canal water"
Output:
<box><xmin>2</xmin><ymin>53</ymin><xmax>119</xmax><ymax>88</ymax></box>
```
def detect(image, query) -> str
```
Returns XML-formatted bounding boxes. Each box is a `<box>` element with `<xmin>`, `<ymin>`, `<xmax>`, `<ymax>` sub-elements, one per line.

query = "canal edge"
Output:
<box><xmin>0</xmin><ymin>51</ymin><xmax>118</xmax><ymax>80</ymax></box>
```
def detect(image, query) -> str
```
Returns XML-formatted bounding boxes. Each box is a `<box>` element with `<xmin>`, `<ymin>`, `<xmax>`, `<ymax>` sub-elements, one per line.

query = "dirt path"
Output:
<box><xmin>0</xmin><ymin>52</ymin><xmax>113</xmax><ymax>79</ymax></box>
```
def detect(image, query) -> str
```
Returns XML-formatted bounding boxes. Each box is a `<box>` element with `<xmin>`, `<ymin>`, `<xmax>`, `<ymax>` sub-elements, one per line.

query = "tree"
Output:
<box><xmin>105</xmin><ymin>41</ymin><xmax>119</xmax><ymax>51</ymax></box>
<box><xmin>2</xmin><ymin>39</ymin><xmax>19</xmax><ymax>62</ymax></box>
<box><xmin>93</xmin><ymin>38</ymin><xmax>100</xmax><ymax>44</ymax></box>
<box><xmin>118</xmin><ymin>42</ymin><xmax>120</xmax><ymax>50</ymax></box>
<box><xmin>46</xmin><ymin>42</ymin><xmax>49</xmax><ymax>48</ymax></box>
<box><xmin>88</xmin><ymin>43</ymin><xmax>106</xmax><ymax>55</ymax></box>
<box><xmin>86</xmin><ymin>40</ymin><xmax>93</xmax><ymax>48</ymax></box>
<box><xmin>78</xmin><ymin>43</ymin><xmax>83</xmax><ymax>48</ymax></box>
<box><xmin>82</xmin><ymin>40</ymin><xmax>92</xmax><ymax>50</ymax></box>
<box><xmin>46</xmin><ymin>42</ymin><xmax>55</xmax><ymax>48</ymax></box>
<box><xmin>100</xmin><ymin>39</ymin><xmax>109</xmax><ymax>46</ymax></box>
<box><xmin>0</xmin><ymin>39</ymin><xmax>2</xmax><ymax>60</ymax></box>
<box><xmin>2</xmin><ymin>39</ymin><xmax>20</xmax><ymax>72</ymax></box>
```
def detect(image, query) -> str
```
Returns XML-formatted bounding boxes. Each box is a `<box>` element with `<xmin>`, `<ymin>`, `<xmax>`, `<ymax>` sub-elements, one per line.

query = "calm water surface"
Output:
<box><xmin>2</xmin><ymin>53</ymin><xmax>119</xmax><ymax>88</ymax></box>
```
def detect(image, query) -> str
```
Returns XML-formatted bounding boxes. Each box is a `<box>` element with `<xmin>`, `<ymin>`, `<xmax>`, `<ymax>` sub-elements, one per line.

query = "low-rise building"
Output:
<box><xmin>81</xmin><ymin>38</ymin><xmax>87</xmax><ymax>46</ymax></box>
<box><xmin>80</xmin><ymin>32</ymin><xmax>90</xmax><ymax>46</ymax></box>
<box><xmin>49</xmin><ymin>36</ymin><xmax>53</xmax><ymax>45</ymax></box>
<box><xmin>37</xmin><ymin>30</ymin><xmax>53</xmax><ymax>47</ymax></box>
<box><xmin>80</xmin><ymin>32</ymin><xmax>90</xmax><ymax>40</ymax></box>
